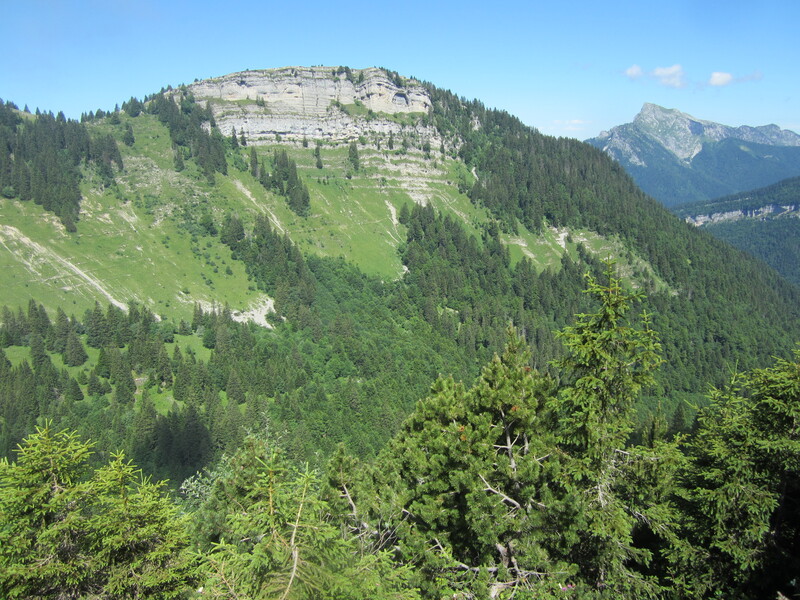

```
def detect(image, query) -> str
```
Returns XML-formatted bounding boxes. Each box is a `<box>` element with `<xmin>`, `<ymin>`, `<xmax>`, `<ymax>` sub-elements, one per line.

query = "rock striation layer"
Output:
<box><xmin>186</xmin><ymin>66</ymin><xmax>441</xmax><ymax>147</ymax></box>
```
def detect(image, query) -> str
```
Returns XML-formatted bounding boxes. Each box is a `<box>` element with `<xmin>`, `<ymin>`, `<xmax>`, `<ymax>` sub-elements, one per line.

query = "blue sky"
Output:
<box><xmin>2</xmin><ymin>0</ymin><xmax>797</xmax><ymax>139</ymax></box>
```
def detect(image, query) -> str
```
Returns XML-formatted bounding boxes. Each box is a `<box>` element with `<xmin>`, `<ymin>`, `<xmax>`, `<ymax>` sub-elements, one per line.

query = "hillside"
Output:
<box><xmin>676</xmin><ymin>177</ymin><xmax>800</xmax><ymax>286</ymax></box>
<box><xmin>1</xmin><ymin>66</ymin><xmax>800</xmax><ymax>467</ymax></box>
<box><xmin>586</xmin><ymin>103</ymin><xmax>800</xmax><ymax>206</ymax></box>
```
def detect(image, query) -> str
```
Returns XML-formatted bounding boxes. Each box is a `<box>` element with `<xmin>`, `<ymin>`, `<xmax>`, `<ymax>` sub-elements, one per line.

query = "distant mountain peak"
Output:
<box><xmin>624</xmin><ymin>103</ymin><xmax>800</xmax><ymax>160</ymax></box>
<box><xmin>585</xmin><ymin>104</ymin><xmax>800</xmax><ymax>206</ymax></box>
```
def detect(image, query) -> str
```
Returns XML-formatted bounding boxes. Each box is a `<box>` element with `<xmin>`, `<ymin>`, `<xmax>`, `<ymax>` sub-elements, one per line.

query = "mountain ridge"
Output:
<box><xmin>185</xmin><ymin>66</ymin><xmax>442</xmax><ymax>147</ymax></box>
<box><xmin>587</xmin><ymin>103</ymin><xmax>800</xmax><ymax>206</ymax></box>
<box><xmin>1</xmin><ymin>65</ymin><xmax>799</xmax><ymax>403</ymax></box>
<box><xmin>675</xmin><ymin>177</ymin><xmax>800</xmax><ymax>287</ymax></box>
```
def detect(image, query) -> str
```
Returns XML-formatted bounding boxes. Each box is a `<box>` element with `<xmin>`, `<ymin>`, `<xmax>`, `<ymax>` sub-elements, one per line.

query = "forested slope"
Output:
<box><xmin>2</xmin><ymin>69</ymin><xmax>800</xmax><ymax>470</ymax></box>
<box><xmin>1</xmin><ymin>67</ymin><xmax>800</xmax><ymax>597</ymax></box>
<box><xmin>3</xmin><ymin>271</ymin><xmax>798</xmax><ymax>598</ymax></box>
<box><xmin>675</xmin><ymin>177</ymin><xmax>800</xmax><ymax>287</ymax></box>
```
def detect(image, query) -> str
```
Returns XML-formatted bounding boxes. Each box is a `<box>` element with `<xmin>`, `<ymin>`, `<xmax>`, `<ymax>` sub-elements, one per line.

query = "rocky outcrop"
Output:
<box><xmin>684</xmin><ymin>204</ymin><xmax>800</xmax><ymax>226</ymax></box>
<box><xmin>186</xmin><ymin>66</ymin><xmax>443</xmax><ymax>147</ymax></box>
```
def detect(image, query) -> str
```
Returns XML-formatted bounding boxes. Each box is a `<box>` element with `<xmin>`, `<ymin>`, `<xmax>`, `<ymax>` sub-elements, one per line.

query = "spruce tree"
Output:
<box><xmin>64</xmin><ymin>329</ymin><xmax>87</xmax><ymax>367</ymax></box>
<box><xmin>0</xmin><ymin>426</ymin><xmax>199</xmax><ymax>598</ymax></box>
<box><xmin>552</xmin><ymin>262</ymin><xmax>680</xmax><ymax>597</ymax></box>
<box><xmin>249</xmin><ymin>146</ymin><xmax>258</xmax><ymax>177</ymax></box>
<box><xmin>348</xmin><ymin>141</ymin><xmax>360</xmax><ymax>171</ymax></box>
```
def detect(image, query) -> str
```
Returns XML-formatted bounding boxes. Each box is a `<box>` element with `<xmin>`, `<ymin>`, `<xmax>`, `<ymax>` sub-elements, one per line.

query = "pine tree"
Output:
<box><xmin>378</xmin><ymin>329</ymin><xmax>566</xmax><ymax>596</ymax></box>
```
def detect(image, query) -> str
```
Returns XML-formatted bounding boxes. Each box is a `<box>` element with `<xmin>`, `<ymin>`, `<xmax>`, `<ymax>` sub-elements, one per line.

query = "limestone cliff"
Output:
<box><xmin>186</xmin><ymin>66</ymin><xmax>442</xmax><ymax>147</ymax></box>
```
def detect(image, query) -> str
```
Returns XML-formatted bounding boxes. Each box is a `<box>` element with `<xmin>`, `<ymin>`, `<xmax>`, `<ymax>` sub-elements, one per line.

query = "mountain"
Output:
<box><xmin>675</xmin><ymin>176</ymin><xmax>800</xmax><ymax>286</ymax></box>
<box><xmin>2</xmin><ymin>66</ymin><xmax>800</xmax><ymax>467</ymax></box>
<box><xmin>586</xmin><ymin>103</ymin><xmax>800</xmax><ymax>206</ymax></box>
<box><xmin>4</xmin><ymin>67</ymin><xmax>800</xmax><ymax>600</ymax></box>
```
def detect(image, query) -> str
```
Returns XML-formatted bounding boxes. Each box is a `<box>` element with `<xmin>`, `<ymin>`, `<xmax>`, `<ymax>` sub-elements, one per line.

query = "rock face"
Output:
<box><xmin>586</xmin><ymin>104</ymin><xmax>800</xmax><ymax>206</ymax></box>
<box><xmin>683</xmin><ymin>203</ymin><xmax>800</xmax><ymax>226</ymax></box>
<box><xmin>186</xmin><ymin>66</ymin><xmax>441</xmax><ymax>147</ymax></box>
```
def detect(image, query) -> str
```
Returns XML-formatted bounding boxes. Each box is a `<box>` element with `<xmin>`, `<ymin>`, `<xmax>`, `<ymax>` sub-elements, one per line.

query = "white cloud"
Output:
<box><xmin>625</xmin><ymin>64</ymin><xmax>644</xmax><ymax>79</ymax></box>
<box><xmin>623</xmin><ymin>63</ymin><xmax>762</xmax><ymax>90</ymax></box>
<box><xmin>709</xmin><ymin>71</ymin><xmax>734</xmax><ymax>86</ymax></box>
<box><xmin>652</xmin><ymin>64</ymin><xmax>686</xmax><ymax>88</ymax></box>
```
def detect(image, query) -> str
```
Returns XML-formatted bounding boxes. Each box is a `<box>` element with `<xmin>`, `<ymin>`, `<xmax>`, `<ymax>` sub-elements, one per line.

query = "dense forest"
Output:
<box><xmin>2</xmin><ymin>269</ymin><xmax>799</xmax><ymax>598</ymax></box>
<box><xmin>1</xmin><ymin>74</ymin><xmax>800</xmax><ymax>598</ymax></box>
<box><xmin>0</xmin><ymin>99</ymin><xmax>122</xmax><ymax>230</ymax></box>
<box><xmin>674</xmin><ymin>177</ymin><xmax>800</xmax><ymax>287</ymax></box>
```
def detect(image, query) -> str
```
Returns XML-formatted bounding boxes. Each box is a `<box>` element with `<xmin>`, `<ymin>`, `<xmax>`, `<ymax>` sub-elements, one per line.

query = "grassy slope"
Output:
<box><xmin>0</xmin><ymin>111</ymin><xmax>662</xmax><ymax>322</ymax></box>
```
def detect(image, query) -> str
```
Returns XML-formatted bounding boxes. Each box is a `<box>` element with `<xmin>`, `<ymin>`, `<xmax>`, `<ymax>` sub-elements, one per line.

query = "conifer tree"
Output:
<box><xmin>0</xmin><ymin>426</ymin><xmax>198</xmax><ymax>598</ymax></box>
<box><xmin>249</xmin><ymin>146</ymin><xmax>258</xmax><ymax>177</ymax></box>
<box><xmin>122</xmin><ymin>123</ymin><xmax>135</xmax><ymax>146</ymax></box>
<box><xmin>64</xmin><ymin>328</ymin><xmax>87</xmax><ymax>367</ymax></box>
<box><xmin>377</xmin><ymin>329</ymin><xmax>566</xmax><ymax>596</ymax></box>
<box><xmin>195</xmin><ymin>435</ymin><xmax>420</xmax><ymax>599</ymax></box>
<box><xmin>314</xmin><ymin>142</ymin><xmax>323</xmax><ymax>169</ymax></box>
<box><xmin>349</xmin><ymin>141</ymin><xmax>360</xmax><ymax>171</ymax></box>
<box><xmin>552</xmin><ymin>262</ymin><xmax>680</xmax><ymax>597</ymax></box>
<box><xmin>681</xmin><ymin>351</ymin><xmax>800</xmax><ymax>597</ymax></box>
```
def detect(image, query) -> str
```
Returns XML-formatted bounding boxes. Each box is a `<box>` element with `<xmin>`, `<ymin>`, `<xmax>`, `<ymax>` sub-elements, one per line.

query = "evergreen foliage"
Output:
<box><xmin>0</xmin><ymin>271</ymin><xmax>798</xmax><ymax>597</ymax></box>
<box><xmin>256</xmin><ymin>148</ymin><xmax>311</xmax><ymax>216</ymax></box>
<box><xmin>147</xmin><ymin>90</ymin><xmax>226</xmax><ymax>182</ymax></box>
<box><xmin>0</xmin><ymin>426</ymin><xmax>198</xmax><ymax>599</ymax></box>
<box><xmin>673</xmin><ymin>177</ymin><xmax>800</xmax><ymax>286</ymax></box>
<box><xmin>190</xmin><ymin>436</ymin><xmax>420</xmax><ymax>599</ymax></box>
<box><xmin>0</xmin><ymin>100</ymin><xmax>122</xmax><ymax>229</ymax></box>
<box><xmin>2</xmin><ymin>75</ymin><xmax>800</xmax><ymax>598</ymax></box>
<box><xmin>679</xmin><ymin>352</ymin><xmax>800</xmax><ymax>597</ymax></box>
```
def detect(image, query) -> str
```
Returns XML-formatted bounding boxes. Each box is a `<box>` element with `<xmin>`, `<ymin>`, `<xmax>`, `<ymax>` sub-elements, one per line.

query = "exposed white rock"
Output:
<box><xmin>185</xmin><ymin>66</ymin><xmax>444</xmax><ymax>149</ymax></box>
<box><xmin>685</xmin><ymin>203</ymin><xmax>800</xmax><ymax>226</ymax></box>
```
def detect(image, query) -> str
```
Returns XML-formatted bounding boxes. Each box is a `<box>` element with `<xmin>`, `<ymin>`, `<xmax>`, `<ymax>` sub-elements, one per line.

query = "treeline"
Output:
<box><xmin>0</xmin><ymin>99</ymin><xmax>122</xmax><ymax>230</ymax></box>
<box><xmin>147</xmin><ymin>89</ymin><xmax>227</xmax><ymax>182</ymax></box>
<box><xmin>251</xmin><ymin>148</ymin><xmax>311</xmax><ymax>216</ymax></box>
<box><xmin>3</xmin><ymin>270</ymin><xmax>798</xmax><ymax>598</ymax></box>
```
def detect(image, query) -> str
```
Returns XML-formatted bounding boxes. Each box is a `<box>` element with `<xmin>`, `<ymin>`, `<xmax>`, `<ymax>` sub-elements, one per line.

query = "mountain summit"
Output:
<box><xmin>185</xmin><ymin>66</ymin><xmax>437</xmax><ymax>146</ymax></box>
<box><xmin>586</xmin><ymin>103</ymin><xmax>800</xmax><ymax>206</ymax></box>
